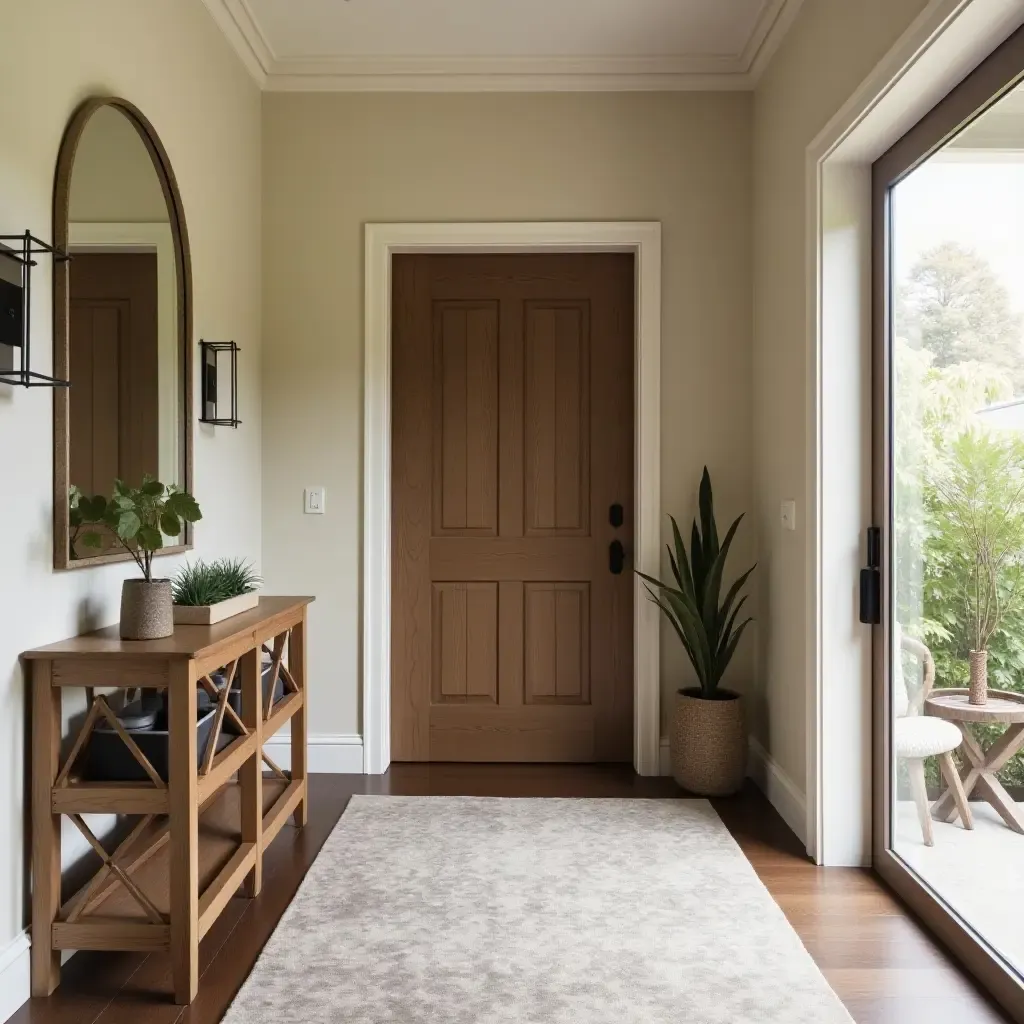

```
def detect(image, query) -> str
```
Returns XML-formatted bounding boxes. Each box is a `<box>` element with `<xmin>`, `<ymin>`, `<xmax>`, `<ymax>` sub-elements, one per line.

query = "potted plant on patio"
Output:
<box><xmin>932</xmin><ymin>430</ymin><xmax>1024</xmax><ymax>705</ymax></box>
<box><xmin>638</xmin><ymin>467</ymin><xmax>755</xmax><ymax>795</ymax></box>
<box><xmin>77</xmin><ymin>477</ymin><xmax>203</xmax><ymax>640</ymax></box>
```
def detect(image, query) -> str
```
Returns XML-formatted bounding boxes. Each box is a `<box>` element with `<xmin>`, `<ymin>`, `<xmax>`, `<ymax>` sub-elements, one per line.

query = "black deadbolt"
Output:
<box><xmin>609</xmin><ymin>539</ymin><xmax>625</xmax><ymax>575</ymax></box>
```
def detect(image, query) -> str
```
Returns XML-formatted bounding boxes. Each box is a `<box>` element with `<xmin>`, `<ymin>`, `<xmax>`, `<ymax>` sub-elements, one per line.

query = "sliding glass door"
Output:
<box><xmin>874</xmin><ymin>26</ymin><xmax>1024</xmax><ymax>1020</ymax></box>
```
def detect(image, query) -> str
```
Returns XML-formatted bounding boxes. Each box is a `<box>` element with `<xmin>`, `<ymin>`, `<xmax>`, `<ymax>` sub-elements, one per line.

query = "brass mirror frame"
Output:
<box><xmin>52</xmin><ymin>97</ymin><xmax>193</xmax><ymax>571</ymax></box>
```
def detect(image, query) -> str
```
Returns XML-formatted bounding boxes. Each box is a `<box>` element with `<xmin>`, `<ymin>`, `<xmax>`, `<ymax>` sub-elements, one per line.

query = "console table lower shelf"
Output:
<box><xmin>25</xmin><ymin>595</ymin><xmax>313</xmax><ymax>1005</ymax></box>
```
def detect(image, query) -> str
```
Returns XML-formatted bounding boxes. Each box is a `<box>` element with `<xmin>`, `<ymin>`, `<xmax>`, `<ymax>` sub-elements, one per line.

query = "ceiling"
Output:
<box><xmin>201</xmin><ymin>0</ymin><xmax>804</xmax><ymax>92</ymax></box>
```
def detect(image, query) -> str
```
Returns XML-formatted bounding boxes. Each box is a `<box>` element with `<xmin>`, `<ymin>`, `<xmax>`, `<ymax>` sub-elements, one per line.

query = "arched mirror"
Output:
<box><xmin>52</xmin><ymin>98</ymin><xmax>192</xmax><ymax>570</ymax></box>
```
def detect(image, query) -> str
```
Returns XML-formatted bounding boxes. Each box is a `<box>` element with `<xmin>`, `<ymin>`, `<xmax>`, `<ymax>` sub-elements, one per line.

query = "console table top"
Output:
<box><xmin>23</xmin><ymin>596</ymin><xmax>314</xmax><ymax>661</ymax></box>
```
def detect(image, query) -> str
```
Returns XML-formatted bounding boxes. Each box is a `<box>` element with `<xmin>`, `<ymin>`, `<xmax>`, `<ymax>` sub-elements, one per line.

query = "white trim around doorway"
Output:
<box><xmin>362</xmin><ymin>221</ymin><xmax>663</xmax><ymax>776</ymax></box>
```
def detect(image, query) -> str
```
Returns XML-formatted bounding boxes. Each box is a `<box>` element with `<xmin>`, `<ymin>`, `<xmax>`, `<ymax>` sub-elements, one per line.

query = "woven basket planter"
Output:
<box><xmin>670</xmin><ymin>688</ymin><xmax>746</xmax><ymax>796</ymax></box>
<box><xmin>120</xmin><ymin>579</ymin><xmax>174</xmax><ymax>640</ymax></box>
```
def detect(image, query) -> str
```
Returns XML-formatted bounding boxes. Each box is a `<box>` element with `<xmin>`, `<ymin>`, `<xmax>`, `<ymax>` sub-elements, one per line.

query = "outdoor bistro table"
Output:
<box><xmin>925</xmin><ymin>687</ymin><xmax>1024</xmax><ymax>835</ymax></box>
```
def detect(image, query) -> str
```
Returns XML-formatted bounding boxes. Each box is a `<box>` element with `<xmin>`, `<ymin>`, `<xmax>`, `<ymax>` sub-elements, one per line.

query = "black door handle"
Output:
<box><xmin>609</xmin><ymin>539</ymin><xmax>625</xmax><ymax>575</ymax></box>
<box><xmin>859</xmin><ymin>526</ymin><xmax>881</xmax><ymax>624</ymax></box>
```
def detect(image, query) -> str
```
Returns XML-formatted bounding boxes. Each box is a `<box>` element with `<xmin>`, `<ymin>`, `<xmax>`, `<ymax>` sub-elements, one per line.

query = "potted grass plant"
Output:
<box><xmin>172</xmin><ymin>557</ymin><xmax>262</xmax><ymax>624</ymax></box>
<box><xmin>76</xmin><ymin>477</ymin><xmax>203</xmax><ymax>640</ymax></box>
<box><xmin>638</xmin><ymin>467</ymin><xmax>755</xmax><ymax>796</ymax></box>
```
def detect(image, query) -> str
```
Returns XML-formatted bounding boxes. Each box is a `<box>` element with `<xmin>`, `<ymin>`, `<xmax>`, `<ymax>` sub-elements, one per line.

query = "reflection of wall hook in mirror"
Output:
<box><xmin>0</xmin><ymin>231</ymin><xmax>71</xmax><ymax>388</ymax></box>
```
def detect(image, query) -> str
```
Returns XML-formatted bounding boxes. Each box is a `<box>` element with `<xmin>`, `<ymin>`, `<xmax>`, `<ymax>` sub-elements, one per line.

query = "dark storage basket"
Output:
<box><xmin>84</xmin><ymin>705</ymin><xmax>233</xmax><ymax>783</ymax></box>
<box><xmin>211</xmin><ymin>658</ymin><xmax>285</xmax><ymax>734</ymax></box>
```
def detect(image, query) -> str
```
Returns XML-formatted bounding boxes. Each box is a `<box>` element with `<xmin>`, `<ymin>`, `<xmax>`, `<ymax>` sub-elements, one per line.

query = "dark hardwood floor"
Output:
<box><xmin>12</xmin><ymin>766</ymin><xmax>1011</xmax><ymax>1024</ymax></box>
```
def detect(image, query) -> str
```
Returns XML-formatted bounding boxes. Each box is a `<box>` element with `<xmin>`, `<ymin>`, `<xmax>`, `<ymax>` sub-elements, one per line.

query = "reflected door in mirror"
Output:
<box><xmin>70</xmin><ymin>253</ymin><xmax>159</xmax><ymax>496</ymax></box>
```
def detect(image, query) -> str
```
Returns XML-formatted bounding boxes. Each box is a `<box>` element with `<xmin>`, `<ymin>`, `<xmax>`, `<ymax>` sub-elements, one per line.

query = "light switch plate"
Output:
<box><xmin>780</xmin><ymin>500</ymin><xmax>797</xmax><ymax>532</ymax></box>
<box><xmin>304</xmin><ymin>487</ymin><xmax>325</xmax><ymax>515</ymax></box>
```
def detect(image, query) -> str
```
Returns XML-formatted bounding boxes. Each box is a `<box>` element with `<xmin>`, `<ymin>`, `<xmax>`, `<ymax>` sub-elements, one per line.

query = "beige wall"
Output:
<box><xmin>262</xmin><ymin>92</ymin><xmax>754</xmax><ymax>741</ymax></box>
<box><xmin>69</xmin><ymin>105</ymin><xmax>169</xmax><ymax>223</ymax></box>
<box><xmin>0</xmin><ymin>0</ymin><xmax>261</xmax><ymax>963</ymax></box>
<box><xmin>752</xmin><ymin>0</ymin><xmax>932</xmax><ymax>790</ymax></box>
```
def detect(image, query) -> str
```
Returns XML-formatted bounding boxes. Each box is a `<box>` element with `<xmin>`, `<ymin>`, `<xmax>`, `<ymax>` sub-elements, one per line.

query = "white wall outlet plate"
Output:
<box><xmin>304</xmin><ymin>487</ymin><xmax>325</xmax><ymax>514</ymax></box>
<box><xmin>780</xmin><ymin>499</ymin><xmax>797</xmax><ymax>531</ymax></box>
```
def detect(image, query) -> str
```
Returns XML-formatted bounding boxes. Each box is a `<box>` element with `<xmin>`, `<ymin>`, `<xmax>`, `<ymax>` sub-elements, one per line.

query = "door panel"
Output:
<box><xmin>392</xmin><ymin>253</ymin><xmax>634</xmax><ymax>762</ymax></box>
<box><xmin>69</xmin><ymin>252</ymin><xmax>159</xmax><ymax>497</ymax></box>
<box><xmin>872</xmin><ymin>26</ymin><xmax>1024</xmax><ymax>1021</ymax></box>
<box><xmin>524</xmin><ymin>302</ymin><xmax>590</xmax><ymax>535</ymax></box>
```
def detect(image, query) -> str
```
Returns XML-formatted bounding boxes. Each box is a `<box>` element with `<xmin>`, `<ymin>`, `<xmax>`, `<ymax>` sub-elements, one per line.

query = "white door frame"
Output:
<box><xmin>362</xmin><ymin>221</ymin><xmax>663</xmax><ymax>775</ymax></box>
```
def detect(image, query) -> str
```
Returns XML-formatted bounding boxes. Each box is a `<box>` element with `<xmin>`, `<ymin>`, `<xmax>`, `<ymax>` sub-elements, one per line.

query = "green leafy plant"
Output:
<box><xmin>172</xmin><ymin>558</ymin><xmax>262</xmax><ymax>606</ymax></box>
<box><xmin>929</xmin><ymin>430</ymin><xmax>1024</xmax><ymax>655</ymax></box>
<box><xmin>76</xmin><ymin>477</ymin><xmax>202</xmax><ymax>581</ymax></box>
<box><xmin>637</xmin><ymin>467</ymin><xmax>755</xmax><ymax>699</ymax></box>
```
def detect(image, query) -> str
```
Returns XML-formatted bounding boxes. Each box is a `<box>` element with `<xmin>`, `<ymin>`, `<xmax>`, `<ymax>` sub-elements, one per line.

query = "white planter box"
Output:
<box><xmin>173</xmin><ymin>591</ymin><xmax>260</xmax><ymax>625</ymax></box>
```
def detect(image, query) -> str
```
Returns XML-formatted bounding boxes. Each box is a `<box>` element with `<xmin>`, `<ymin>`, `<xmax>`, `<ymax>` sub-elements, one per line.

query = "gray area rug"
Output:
<box><xmin>223</xmin><ymin>797</ymin><xmax>852</xmax><ymax>1023</ymax></box>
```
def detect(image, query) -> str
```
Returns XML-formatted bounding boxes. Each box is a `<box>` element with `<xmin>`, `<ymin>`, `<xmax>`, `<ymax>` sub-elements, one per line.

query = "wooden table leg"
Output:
<box><xmin>240</xmin><ymin>645</ymin><xmax>263</xmax><ymax>897</ymax></box>
<box><xmin>291</xmin><ymin>612</ymin><xmax>308</xmax><ymax>827</ymax></box>
<box><xmin>169</xmin><ymin>660</ymin><xmax>198</xmax><ymax>1005</ymax></box>
<box><xmin>974</xmin><ymin>723</ymin><xmax>1024</xmax><ymax>834</ymax></box>
<box><xmin>31</xmin><ymin>661</ymin><xmax>61</xmax><ymax>997</ymax></box>
<box><xmin>933</xmin><ymin>723</ymin><xmax>1024</xmax><ymax>832</ymax></box>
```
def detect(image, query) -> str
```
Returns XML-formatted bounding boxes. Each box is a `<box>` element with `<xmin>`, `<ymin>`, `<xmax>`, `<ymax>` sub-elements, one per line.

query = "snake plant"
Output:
<box><xmin>637</xmin><ymin>467</ymin><xmax>755</xmax><ymax>699</ymax></box>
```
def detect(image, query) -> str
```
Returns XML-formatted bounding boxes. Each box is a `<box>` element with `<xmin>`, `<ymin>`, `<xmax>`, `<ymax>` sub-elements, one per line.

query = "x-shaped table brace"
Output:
<box><xmin>932</xmin><ymin>723</ymin><xmax>1024</xmax><ymax>834</ymax></box>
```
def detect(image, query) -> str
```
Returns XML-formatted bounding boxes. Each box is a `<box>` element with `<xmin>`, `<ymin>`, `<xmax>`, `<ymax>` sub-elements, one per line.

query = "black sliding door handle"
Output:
<box><xmin>609</xmin><ymin>540</ymin><xmax>625</xmax><ymax>575</ymax></box>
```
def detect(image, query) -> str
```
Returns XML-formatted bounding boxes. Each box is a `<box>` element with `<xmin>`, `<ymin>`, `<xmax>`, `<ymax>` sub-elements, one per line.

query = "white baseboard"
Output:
<box><xmin>0</xmin><ymin>930</ymin><xmax>30</xmax><ymax>1024</ymax></box>
<box><xmin>746</xmin><ymin>736</ymin><xmax>807</xmax><ymax>845</ymax></box>
<box><xmin>659</xmin><ymin>735</ymin><xmax>808</xmax><ymax>846</ymax></box>
<box><xmin>263</xmin><ymin>732</ymin><xmax>364</xmax><ymax>773</ymax></box>
<box><xmin>0</xmin><ymin>931</ymin><xmax>75</xmax><ymax>1024</ymax></box>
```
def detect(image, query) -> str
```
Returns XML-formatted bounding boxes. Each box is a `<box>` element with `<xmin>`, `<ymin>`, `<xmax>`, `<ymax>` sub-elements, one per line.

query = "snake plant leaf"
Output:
<box><xmin>644</xmin><ymin>586</ymin><xmax>698</xmax><ymax>669</ymax></box>
<box><xmin>717</xmin><ymin>595</ymin><xmax>749</xmax><ymax>657</ymax></box>
<box><xmin>718</xmin><ymin>564</ymin><xmax>757</xmax><ymax>640</ymax></box>
<box><xmin>700</xmin><ymin>513</ymin><xmax>743</xmax><ymax>643</ymax></box>
<box><xmin>668</xmin><ymin>548</ymin><xmax>683</xmax><ymax>591</ymax></box>
<box><xmin>719</xmin><ymin>617</ymin><xmax>753</xmax><ymax>677</ymax></box>
<box><xmin>663</xmin><ymin>589</ymin><xmax>713</xmax><ymax>686</ymax></box>
<box><xmin>670</xmin><ymin>515</ymin><xmax>694</xmax><ymax>599</ymax></box>
<box><xmin>690</xmin><ymin>519</ymin><xmax>706</xmax><ymax>597</ymax></box>
<box><xmin>698</xmin><ymin>466</ymin><xmax>719</xmax><ymax>563</ymax></box>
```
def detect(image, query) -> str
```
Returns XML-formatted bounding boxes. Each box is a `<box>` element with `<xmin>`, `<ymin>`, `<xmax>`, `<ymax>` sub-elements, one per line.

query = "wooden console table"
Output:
<box><xmin>24</xmin><ymin>595</ymin><xmax>313</xmax><ymax>1004</ymax></box>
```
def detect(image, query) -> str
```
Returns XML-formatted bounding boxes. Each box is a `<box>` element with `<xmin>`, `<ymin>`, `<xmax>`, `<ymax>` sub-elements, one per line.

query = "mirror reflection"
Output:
<box><xmin>67</xmin><ymin>106</ymin><xmax>182</xmax><ymax>557</ymax></box>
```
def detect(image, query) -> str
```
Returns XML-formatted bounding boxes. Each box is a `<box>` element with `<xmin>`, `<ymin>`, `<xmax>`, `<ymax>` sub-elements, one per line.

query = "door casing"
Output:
<box><xmin>362</xmin><ymin>222</ymin><xmax>662</xmax><ymax>777</ymax></box>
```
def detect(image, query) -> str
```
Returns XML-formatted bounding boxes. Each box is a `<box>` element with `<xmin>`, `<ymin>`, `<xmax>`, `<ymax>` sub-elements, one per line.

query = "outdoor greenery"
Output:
<box><xmin>172</xmin><ymin>557</ymin><xmax>262</xmax><ymax>606</ymax></box>
<box><xmin>72</xmin><ymin>477</ymin><xmax>202</xmax><ymax>581</ymax></box>
<box><xmin>637</xmin><ymin>467</ymin><xmax>755</xmax><ymax>700</ymax></box>
<box><xmin>896</xmin><ymin>242</ymin><xmax>1024</xmax><ymax>787</ymax></box>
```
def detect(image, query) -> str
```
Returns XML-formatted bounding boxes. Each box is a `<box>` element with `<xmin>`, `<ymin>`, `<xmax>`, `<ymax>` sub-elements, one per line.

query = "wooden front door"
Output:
<box><xmin>69</xmin><ymin>252</ymin><xmax>159</xmax><ymax>496</ymax></box>
<box><xmin>391</xmin><ymin>253</ymin><xmax>634</xmax><ymax>762</ymax></box>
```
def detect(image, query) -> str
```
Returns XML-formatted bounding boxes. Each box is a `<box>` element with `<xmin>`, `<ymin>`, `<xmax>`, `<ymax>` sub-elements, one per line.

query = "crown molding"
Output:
<box><xmin>747</xmin><ymin>0</ymin><xmax>807</xmax><ymax>82</ymax></box>
<box><xmin>266</xmin><ymin>55</ymin><xmax>753</xmax><ymax>93</ymax></box>
<box><xmin>200</xmin><ymin>0</ymin><xmax>271</xmax><ymax>84</ymax></box>
<box><xmin>201</xmin><ymin>0</ymin><xmax>802</xmax><ymax>92</ymax></box>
